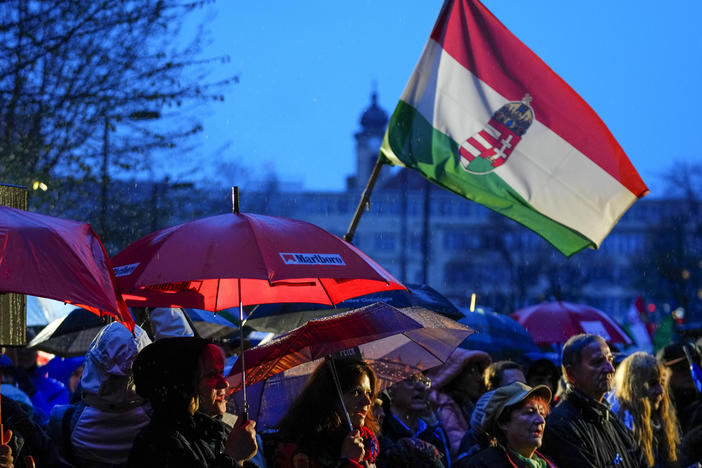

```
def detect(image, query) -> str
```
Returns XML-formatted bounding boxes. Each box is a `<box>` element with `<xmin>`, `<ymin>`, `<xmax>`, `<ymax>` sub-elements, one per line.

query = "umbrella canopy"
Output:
<box><xmin>183</xmin><ymin>308</ymin><xmax>238</xmax><ymax>340</ymax></box>
<box><xmin>226</xmin><ymin>302</ymin><xmax>474</xmax><ymax>429</ymax></box>
<box><xmin>458</xmin><ymin>308</ymin><xmax>540</xmax><ymax>360</ymax></box>
<box><xmin>112</xmin><ymin>211</ymin><xmax>405</xmax><ymax>311</ymax></box>
<box><xmin>512</xmin><ymin>301</ymin><xmax>633</xmax><ymax>346</ymax></box>
<box><xmin>244</xmin><ymin>283</ymin><xmax>463</xmax><ymax>334</ymax></box>
<box><xmin>26</xmin><ymin>296</ymin><xmax>74</xmax><ymax>327</ymax></box>
<box><xmin>0</xmin><ymin>205</ymin><xmax>133</xmax><ymax>327</ymax></box>
<box><xmin>28</xmin><ymin>308</ymin><xmax>111</xmax><ymax>357</ymax></box>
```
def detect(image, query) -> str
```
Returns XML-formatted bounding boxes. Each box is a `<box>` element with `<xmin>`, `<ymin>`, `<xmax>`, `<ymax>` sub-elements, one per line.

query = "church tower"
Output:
<box><xmin>347</xmin><ymin>90</ymin><xmax>388</xmax><ymax>190</ymax></box>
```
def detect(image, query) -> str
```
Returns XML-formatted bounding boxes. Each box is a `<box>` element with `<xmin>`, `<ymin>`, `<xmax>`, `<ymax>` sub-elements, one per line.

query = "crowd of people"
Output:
<box><xmin>0</xmin><ymin>306</ymin><xmax>701</xmax><ymax>468</ymax></box>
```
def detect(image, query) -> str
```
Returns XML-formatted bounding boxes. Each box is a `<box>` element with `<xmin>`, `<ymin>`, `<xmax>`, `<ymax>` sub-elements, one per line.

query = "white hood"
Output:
<box><xmin>80</xmin><ymin>322</ymin><xmax>151</xmax><ymax>408</ymax></box>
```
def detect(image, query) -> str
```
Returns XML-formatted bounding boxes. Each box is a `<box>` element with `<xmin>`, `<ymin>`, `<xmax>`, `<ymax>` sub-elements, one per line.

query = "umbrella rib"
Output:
<box><xmin>214</xmin><ymin>278</ymin><xmax>221</xmax><ymax>313</ymax></box>
<box><xmin>401</xmin><ymin>332</ymin><xmax>452</xmax><ymax>368</ymax></box>
<box><xmin>319</xmin><ymin>278</ymin><xmax>337</xmax><ymax>306</ymax></box>
<box><xmin>239</xmin><ymin>213</ymin><xmax>278</xmax><ymax>285</ymax></box>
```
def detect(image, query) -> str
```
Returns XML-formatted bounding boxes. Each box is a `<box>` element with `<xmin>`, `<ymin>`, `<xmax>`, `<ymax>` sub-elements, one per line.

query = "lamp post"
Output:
<box><xmin>100</xmin><ymin>110</ymin><xmax>160</xmax><ymax>240</ymax></box>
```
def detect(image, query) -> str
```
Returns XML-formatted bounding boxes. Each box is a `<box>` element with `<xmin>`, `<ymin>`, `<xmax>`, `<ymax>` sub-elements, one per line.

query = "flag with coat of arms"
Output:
<box><xmin>380</xmin><ymin>0</ymin><xmax>649</xmax><ymax>256</ymax></box>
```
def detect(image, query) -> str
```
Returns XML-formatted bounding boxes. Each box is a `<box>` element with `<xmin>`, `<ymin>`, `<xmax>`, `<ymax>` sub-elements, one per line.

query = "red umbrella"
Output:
<box><xmin>112</xmin><ymin>212</ymin><xmax>405</xmax><ymax>311</ymax></box>
<box><xmin>0</xmin><ymin>205</ymin><xmax>133</xmax><ymax>328</ymax></box>
<box><xmin>511</xmin><ymin>301</ymin><xmax>632</xmax><ymax>346</ymax></box>
<box><xmin>111</xmin><ymin>197</ymin><xmax>406</xmax><ymax>416</ymax></box>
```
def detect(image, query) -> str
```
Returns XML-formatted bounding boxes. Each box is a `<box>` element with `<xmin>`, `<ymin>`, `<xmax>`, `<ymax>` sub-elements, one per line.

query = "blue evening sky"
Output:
<box><xmin>177</xmin><ymin>1</ymin><xmax>702</xmax><ymax>196</ymax></box>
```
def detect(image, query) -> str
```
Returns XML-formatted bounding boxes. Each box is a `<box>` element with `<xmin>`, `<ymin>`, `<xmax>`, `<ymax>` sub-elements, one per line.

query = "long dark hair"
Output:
<box><xmin>277</xmin><ymin>357</ymin><xmax>379</xmax><ymax>454</ymax></box>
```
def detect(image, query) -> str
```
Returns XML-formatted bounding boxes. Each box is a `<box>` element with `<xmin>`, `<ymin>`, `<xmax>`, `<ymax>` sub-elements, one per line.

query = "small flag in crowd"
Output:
<box><xmin>380</xmin><ymin>0</ymin><xmax>649</xmax><ymax>256</ymax></box>
<box><xmin>624</xmin><ymin>296</ymin><xmax>653</xmax><ymax>353</ymax></box>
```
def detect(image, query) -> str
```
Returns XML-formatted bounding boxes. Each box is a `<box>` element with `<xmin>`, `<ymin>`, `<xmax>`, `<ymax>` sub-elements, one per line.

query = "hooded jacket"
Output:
<box><xmin>49</xmin><ymin>322</ymin><xmax>152</xmax><ymax>467</ymax></box>
<box><xmin>426</xmin><ymin>349</ymin><xmax>492</xmax><ymax>456</ymax></box>
<box><xmin>540</xmin><ymin>386</ymin><xmax>647</xmax><ymax>468</ymax></box>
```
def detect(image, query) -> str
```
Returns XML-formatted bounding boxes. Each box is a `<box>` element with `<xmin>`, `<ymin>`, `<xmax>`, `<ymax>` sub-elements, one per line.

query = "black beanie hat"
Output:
<box><xmin>133</xmin><ymin>337</ymin><xmax>209</xmax><ymax>414</ymax></box>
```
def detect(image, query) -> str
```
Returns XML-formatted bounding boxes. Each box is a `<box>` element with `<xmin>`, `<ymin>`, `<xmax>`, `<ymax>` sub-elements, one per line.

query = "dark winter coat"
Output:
<box><xmin>380</xmin><ymin>412</ymin><xmax>450</xmax><ymax>468</ymax></box>
<box><xmin>540</xmin><ymin>387</ymin><xmax>647</xmax><ymax>468</ymax></box>
<box><xmin>464</xmin><ymin>446</ymin><xmax>556</xmax><ymax>468</ymax></box>
<box><xmin>127</xmin><ymin>411</ymin><xmax>247</xmax><ymax>468</ymax></box>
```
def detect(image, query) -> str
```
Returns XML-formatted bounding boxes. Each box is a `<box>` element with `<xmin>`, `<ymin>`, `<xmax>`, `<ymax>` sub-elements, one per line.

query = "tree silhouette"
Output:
<box><xmin>0</xmin><ymin>0</ymin><xmax>234</xmax><ymax>190</ymax></box>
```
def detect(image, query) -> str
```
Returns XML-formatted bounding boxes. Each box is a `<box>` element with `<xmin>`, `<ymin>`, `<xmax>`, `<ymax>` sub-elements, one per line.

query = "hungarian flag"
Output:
<box><xmin>380</xmin><ymin>0</ymin><xmax>649</xmax><ymax>256</ymax></box>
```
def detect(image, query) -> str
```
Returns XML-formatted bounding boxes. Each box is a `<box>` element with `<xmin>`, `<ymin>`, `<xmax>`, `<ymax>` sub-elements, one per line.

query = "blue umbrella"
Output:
<box><xmin>183</xmin><ymin>308</ymin><xmax>238</xmax><ymax>340</ymax></box>
<box><xmin>242</xmin><ymin>283</ymin><xmax>463</xmax><ymax>334</ymax></box>
<box><xmin>459</xmin><ymin>308</ymin><xmax>540</xmax><ymax>361</ymax></box>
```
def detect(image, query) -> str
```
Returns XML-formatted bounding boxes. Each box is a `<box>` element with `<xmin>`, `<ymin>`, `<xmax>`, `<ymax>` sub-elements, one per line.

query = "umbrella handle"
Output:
<box><xmin>326</xmin><ymin>357</ymin><xmax>353</xmax><ymax>432</ymax></box>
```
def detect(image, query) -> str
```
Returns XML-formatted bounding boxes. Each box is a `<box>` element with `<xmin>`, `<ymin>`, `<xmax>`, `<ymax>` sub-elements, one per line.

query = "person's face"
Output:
<box><xmin>498</xmin><ymin>397</ymin><xmax>548</xmax><ymax>458</ymax></box>
<box><xmin>499</xmin><ymin>368</ymin><xmax>526</xmax><ymax>387</ymax></box>
<box><xmin>342</xmin><ymin>373</ymin><xmax>373</xmax><ymax>429</ymax></box>
<box><xmin>566</xmin><ymin>339</ymin><xmax>615</xmax><ymax>401</ymax></box>
<box><xmin>69</xmin><ymin>364</ymin><xmax>84</xmax><ymax>393</ymax></box>
<box><xmin>197</xmin><ymin>344</ymin><xmax>229</xmax><ymax>417</ymax></box>
<box><xmin>527</xmin><ymin>365</ymin><xmax>556</xmax><ymax>394</ymax></box>
<box><xmin>389</xmin><ymin>374</ymin><xmax>431</xmax><ymax>413</ymax></box>
<box><xmin>454</xmin><ymin>363</ymin><xmax>486</xmax><ymax>400</ymax></box>
<box><xmin>372</xmin><ymin>398</ymin><xmax>385</xmax><ymax>427</ymax></box>
<box><xmin>647</xmin><ymin>374</ymin><xmax>665</xmax><ymax>411</ymax></box>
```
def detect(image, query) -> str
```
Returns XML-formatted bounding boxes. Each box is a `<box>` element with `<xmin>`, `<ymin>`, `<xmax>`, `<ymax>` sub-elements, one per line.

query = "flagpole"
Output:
<box><xmin>344</xmin><ymin>157</ymin><xmax>385</xmax><ymax>243</ymax></box>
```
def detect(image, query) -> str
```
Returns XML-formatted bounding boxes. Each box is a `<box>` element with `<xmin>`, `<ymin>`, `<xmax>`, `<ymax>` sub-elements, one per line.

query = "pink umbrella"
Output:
<box><xmin>512</xmin><ymin>301</ymin><xmax>632</xmax><ymax>346</ymax></box>
<box><xmin>0</xmin><ymin>205</ymin><xmax>133</xmax><ymax>328</ymax></box>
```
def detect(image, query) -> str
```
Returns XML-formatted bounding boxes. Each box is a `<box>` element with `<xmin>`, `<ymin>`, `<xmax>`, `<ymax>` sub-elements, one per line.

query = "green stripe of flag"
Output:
<box><xmin>380</xmin><ymin>100</ymin><xmax>592</xmax><ymax>256</ymax></box>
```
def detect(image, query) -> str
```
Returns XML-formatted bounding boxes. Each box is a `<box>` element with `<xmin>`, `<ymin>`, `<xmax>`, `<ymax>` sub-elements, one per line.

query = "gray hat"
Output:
<box><xmin>470</xmin><ymin>381</ymin><xmax>551</xmax><ymax>436</ymax></box>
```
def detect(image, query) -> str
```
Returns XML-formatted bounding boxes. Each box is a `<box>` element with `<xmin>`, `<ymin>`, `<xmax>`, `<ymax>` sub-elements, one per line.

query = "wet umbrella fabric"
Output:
<box><xmin>512</xmin><ymin>301</ymin><xmax>633</xmax><ymax>345</ymax></box>
<box><xmin>244</xmin><ymin>283</ymin><xmax>463</xmax><ymax>334</ymax></box>
<box><xmin>112</xmin><ymin>212</ymin><xmax>405</xmax><ymax>311</ymax></box>
<box><xmin>183</xmin><ymin>308</ymin><xmax>238</xmax><ymax>340</ymax></box>
<box><xmin>226</xmin><ymin>302</ymin><xmax>474</xmax><ymax>429</ymax></box>
<box><xmin>458</xmin><ymin>309</ymin><xmax>540</xmax><ymax>360</ymax></box>
<box><xmin>28</xmin><ymin>308</ymin><xmax>111</xmax><ymax>357</ymax></box>
<box><xmin>0</xmin><ymin>205</ymin><xmax>133</xmax><ymax>327</ymax></box>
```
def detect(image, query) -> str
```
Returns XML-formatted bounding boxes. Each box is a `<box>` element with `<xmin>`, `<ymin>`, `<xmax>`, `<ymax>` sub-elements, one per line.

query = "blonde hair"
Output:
<box><xmin>613</xmin><ymin>352</ymin><xmax>680</xmax><ymax>466</ymax></box>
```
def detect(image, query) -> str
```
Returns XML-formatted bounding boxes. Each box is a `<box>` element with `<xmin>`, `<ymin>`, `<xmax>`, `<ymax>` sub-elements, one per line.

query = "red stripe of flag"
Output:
<box><xmin>430</xmin><ymin>0</ymin><xmax>648</xmax><ymax>197</ymax></box>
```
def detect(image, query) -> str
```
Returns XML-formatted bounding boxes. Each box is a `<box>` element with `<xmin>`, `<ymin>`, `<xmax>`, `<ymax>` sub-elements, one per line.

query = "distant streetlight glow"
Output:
<box><xmin>681</xmin><ymin>269</ymin><xmax>690</xmax><ymax>280</ymax></box>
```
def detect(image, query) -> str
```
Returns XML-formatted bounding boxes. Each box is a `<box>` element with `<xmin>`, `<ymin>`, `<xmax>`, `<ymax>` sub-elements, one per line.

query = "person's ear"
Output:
<box><xmin>564</xmin><ymin>365</ymin><xmax>575</xmax><ymax>383</ymax></box>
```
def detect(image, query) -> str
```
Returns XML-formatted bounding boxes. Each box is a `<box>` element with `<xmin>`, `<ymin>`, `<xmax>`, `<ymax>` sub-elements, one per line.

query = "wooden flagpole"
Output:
<box><xmin>344</xmin><ymin>157</ymin><xmax>385</xmax><ymax>243</ymax></box>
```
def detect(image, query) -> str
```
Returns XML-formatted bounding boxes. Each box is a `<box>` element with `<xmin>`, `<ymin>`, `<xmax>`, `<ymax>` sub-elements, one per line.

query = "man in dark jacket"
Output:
<box><xmin>540</xmin><ymin>334</ymin><xmax>646</xmax><ymax>468</ymax></box>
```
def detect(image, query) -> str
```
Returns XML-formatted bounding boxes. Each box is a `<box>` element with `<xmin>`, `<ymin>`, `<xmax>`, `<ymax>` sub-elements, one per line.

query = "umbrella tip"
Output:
<box><xmin>232</xmin><ymin>187</ymin><xmax>240</xmax><ymax>214</ymax></box>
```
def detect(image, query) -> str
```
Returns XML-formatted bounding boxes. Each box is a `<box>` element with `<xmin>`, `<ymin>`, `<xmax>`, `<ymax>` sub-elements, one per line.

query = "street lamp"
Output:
<box><xmin>100</xmin><ymin>110</ymin><xmax>161</xmax><ymax>238</ymax></box>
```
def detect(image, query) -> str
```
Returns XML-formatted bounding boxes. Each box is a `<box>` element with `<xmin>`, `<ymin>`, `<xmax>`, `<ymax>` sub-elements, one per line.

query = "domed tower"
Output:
<box><xmin>348</xmin><ymin>90</ymin><xmax>388</xmax><ymax>190</ymax></box>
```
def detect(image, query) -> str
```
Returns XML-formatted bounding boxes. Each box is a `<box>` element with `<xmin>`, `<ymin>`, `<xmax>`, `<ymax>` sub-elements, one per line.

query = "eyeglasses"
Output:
<box><xmin>403</xmin><ymin>374</ymin><xmax>432</xmax><ymax>388</ymax></box>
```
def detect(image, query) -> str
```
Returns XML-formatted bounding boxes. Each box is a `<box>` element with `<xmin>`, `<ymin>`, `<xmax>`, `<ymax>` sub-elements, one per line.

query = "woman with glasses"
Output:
<box><xmin>273</xmin><ymin>357</ymin><xmax>380</xmax><ymax>468</ymax></box>
<box><xmin>378</xmin><ymin>373</ymin><xmax>450</xmax><ymax>468</ymax></box>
